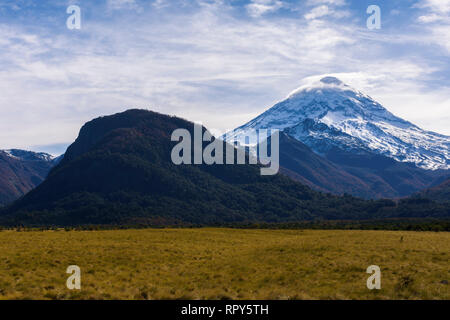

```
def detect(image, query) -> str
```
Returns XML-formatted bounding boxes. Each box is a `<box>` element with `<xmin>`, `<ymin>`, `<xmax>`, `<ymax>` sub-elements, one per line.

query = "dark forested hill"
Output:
<box><xmin>0</xmin><ymin>109</ymin><xmax>448</xmax><ymax>227</ymax></box>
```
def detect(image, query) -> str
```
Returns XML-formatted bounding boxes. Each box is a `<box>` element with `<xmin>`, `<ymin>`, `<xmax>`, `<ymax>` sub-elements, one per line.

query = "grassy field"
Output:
<box><xmin>0</xmin><ymin>228</ymin><xmax>448</xmax><ymax>300</ymax></box>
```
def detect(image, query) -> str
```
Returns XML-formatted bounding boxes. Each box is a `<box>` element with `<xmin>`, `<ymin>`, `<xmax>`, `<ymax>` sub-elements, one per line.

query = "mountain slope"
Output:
<box><xmin>4</xmin><ymin>109</ymin><xmax>445</xmax><ymax>227</ymax></box>
<box><xmin>416</xmin><ymin>179</ymin><xmax>450</xmax><ymax>202</ymax></box>
<box><xmin>0</xmin><ymin>150</ymin><xmax>58</xmax><ymax>206</ymax></box>
<box><xmin>278</xmin><ymin>133</ymin><xmax>448</xmax><ymax>198</ymax></box>
<box><xmin>278</xmin><ymin>133</ymin><xmax>374</xmax><ymax>196</ymax></box>
<box><xmin>228</xmin><ymin>76</ymin><xmax>449</xmax><ymax>171</ymax></box>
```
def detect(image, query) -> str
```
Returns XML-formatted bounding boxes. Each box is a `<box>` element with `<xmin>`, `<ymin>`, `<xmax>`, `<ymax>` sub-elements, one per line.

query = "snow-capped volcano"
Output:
<box><xmin>227</xmin><ymin>76</ymin><xmax>449</xmax><ymax>170</ymax></box>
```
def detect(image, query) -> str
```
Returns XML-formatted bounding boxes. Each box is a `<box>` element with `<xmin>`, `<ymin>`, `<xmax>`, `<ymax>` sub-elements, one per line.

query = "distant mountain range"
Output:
<box><xmin>227</xmin><ymin>77</ymin><xmax>449</xmax><ymax>198</ymax></box>
<box><xmin>0</xmin><ymin>109</ymin><xmax>448</xmax><ymax>227</ymax></box>
<box><xmin>0</xmin><ymin>150</ymin><xmax>60</xmax><ymax>206</ymax></box>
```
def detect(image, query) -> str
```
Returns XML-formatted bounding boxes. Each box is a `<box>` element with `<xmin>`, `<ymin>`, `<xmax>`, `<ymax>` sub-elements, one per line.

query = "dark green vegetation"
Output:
<box><xmin>228</xmin><ymin>218</ymin><xmax>450</xmax><ymax>232</ymax></box>
<box><xmin>0</xmin><ymin>109</ymin><xmax>448</xmax><ymax>227</ymax></box>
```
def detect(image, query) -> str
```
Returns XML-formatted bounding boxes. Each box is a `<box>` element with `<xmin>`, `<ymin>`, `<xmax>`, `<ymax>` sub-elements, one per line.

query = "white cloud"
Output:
<box><xmin>107</xmin><ymin>0</ymin><xmax>138</xmax><ymax>10</ymax></box>
<box><xmin>415</xmin><ymin>0</ymin><xmax>450</xmax><ymax>13</ymax></box>
<box><xmin>415</xmin><ymin>0</ymin><xmax>450</xmax><ymax>53</ymax></box>
<box><xmin>304</xmin><ymin>5</ymin><xmax>329</xmax><ymax>20</ymax></box>
<box><xmin>304</xmin><ymin>3</ymin><xmax>350</xmax><ymax>20</ymax></box>
<box><xmin>416</xmin><ymin>0</ymin><xmax>450</xmax><ymax>23</ymax></box>
<box><xmin>153</xmin><ymin>0</ymin><xmax>169</xmax><ymax>8</ymax></box>
<box><xmin>306</xmin><ymin>0</ymin><xmax>346</xmax><ymax>7</ymax></box>
<box><xmin>418</xmin><ymin>13</ymin><xmax>444</xmax><ymax>23</ymax></box>
<box><xmin>0</xmin><ymin>6</ymin><xmax>356</xmax><ymax>149</ymax></box>
<box><xmin>428</xmin><ymin>25</ymin><xmax>450</xmax><ymax>52</ymax></box>
<box><xmin>246</xmin><ymin>0</ymin><xmax>284</xmax><ymax>18</ymax></box>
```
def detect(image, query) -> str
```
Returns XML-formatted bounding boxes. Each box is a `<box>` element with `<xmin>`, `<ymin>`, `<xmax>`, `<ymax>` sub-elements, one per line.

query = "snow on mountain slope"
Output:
<box><xmin>227</xmin><ymin>76</ymin><xmax>449</xmax><ymax>170</ymax></box>
<box><xmin>2</xmin><ymin>149</ymin><xmax>55</xmax><ymax>162</ymax></box>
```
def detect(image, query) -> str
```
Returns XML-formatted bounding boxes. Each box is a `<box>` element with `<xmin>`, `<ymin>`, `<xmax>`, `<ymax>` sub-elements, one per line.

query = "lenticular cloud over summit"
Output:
<box><xmin>227</xmin><ymin>76</ymin><xmax>450</xmax><ymax>170</ymax></box>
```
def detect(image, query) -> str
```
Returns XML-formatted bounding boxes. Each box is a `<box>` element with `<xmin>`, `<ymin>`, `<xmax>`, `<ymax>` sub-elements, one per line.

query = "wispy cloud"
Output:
<box><xmin>415</xmin><ymin>0</ymin><xmax>450</xmax><ymax>53</ymax></box>
<box><xmin>153</xmin><ymin>0</ymin><xmax>169</xmax><ymax>9</ymax></box>
<box><xmin>107</xmin><ymin>0</ymin><xmax>138</xmax><ymax>10</ymax></box>
<box><xmin>304</xmin><ymin>0</ymin><xmax>350</xmax><ymax>21</ymax></box>
<box><xmin>304</xmin><ymin>5</ymin><xmax>330</xmax><ymax>20</ymax></box>
<box><xmin>246</xmin><ymin>0</ymin><xmax>284</xmax><ymax>17</ymax></box>
<box><xmin>415</xmin><ymin>0</ymin><xmax>450</xmax><ymax>13</ymax></box>
<box><xmin>416</xmin><ymin>0</ymin><xmax>450</xmax><ymax>22</ymax></box>
<box><xmin>306</xmin><ymin>0</ymin><xmax>346</xmax><ymax>6</ymax></box>
<box><xmin>0</xmin><ymin>0</ymin><xmax>449</xmax><ymax>152</ymax></box>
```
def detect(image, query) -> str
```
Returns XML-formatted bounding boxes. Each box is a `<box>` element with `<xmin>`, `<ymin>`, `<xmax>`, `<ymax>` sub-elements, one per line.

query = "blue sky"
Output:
<box><xmin>0</xmin><ymin>0</ymin><xmax>449</xmax><ymax>155</ymax></box>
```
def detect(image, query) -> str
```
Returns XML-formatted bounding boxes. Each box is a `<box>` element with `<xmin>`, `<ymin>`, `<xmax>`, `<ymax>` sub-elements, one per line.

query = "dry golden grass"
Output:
<box><xmin>0</xmin><ymin>228</ymin><xmax>448</xmax><ymax>300</ymax></box>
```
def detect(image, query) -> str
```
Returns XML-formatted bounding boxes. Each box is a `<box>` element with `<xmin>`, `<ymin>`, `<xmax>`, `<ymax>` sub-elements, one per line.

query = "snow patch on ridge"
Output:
<box><xmin>1</xmin><ymin>149</ymin><xmax>55</xmax><ymax>162</ymax></box>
